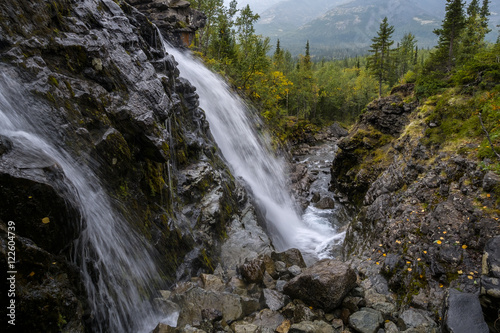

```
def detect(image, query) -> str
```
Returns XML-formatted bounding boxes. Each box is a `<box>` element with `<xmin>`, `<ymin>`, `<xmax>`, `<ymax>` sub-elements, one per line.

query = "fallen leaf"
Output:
<box><xmin>458</xmin><ymin>270</ymin><xmax>463</xmax><ymax>274</ymax></box>
<box><xmin>28</xmin><ymin>272</ymin><xmax>35</xmax><ymax>277</ymax></box>
<box><xmin>462</xmin><ymin>245</ymin><xmax>468</xmax><ymax>249</ymax></box>
<box><xmin>42</xmin><ymin>217</ymin><xmax>50</xmax><ymax>224</ymax></box>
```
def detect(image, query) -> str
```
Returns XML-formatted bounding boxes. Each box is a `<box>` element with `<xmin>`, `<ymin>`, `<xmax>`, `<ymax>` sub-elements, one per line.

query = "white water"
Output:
<box><xmin>0</xmin><ymin>74</ymin><xmax>173</xmax><ymax>332</ymax></box>
<box><xmin>163</xmin><ymin>44</ymin><xmax>342</xmax><ymax>260</ymax></box>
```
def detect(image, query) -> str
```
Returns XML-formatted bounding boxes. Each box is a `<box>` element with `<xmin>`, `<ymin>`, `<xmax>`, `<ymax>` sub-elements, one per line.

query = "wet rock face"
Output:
<box><xmin>0</xmin><ymin>0</ymin><xmax>271</xmax><ymax>331</ymax></box>
<box><xmin>127</xmin><ymin>0</ymin><xmax>206</xmax><ymax>47</ymax></box>
<box><xmin>0</xmin><ymin>174</ymin><xmax>80</xmax><ymax>254</ymax></box>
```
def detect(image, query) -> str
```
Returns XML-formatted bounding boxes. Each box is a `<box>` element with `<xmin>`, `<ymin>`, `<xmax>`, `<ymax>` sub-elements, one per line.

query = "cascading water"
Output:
<box><xmin>162</xmin><ymin>43</ymin><xmax>345</xmax><ymax>261</ymax></box>
<box><xmin>0</xmin><ymin>74</ymin><xmax>175</xmax><ymax>332</ymax></box>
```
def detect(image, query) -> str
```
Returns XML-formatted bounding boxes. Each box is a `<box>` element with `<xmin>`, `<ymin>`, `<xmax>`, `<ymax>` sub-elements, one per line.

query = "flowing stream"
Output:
<box><xmin>0</xmin><ymin>74</ymin><xmax>172</xmax><ymax>332</ymax></box>
<box><xmin>163</xmin><ymin>44</ymin><xmax>344</xmax><ymax>261</ymax></box>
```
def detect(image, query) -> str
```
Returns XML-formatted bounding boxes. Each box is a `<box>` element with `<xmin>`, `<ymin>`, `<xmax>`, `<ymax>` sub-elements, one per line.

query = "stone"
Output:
<box><xmin>260</xmin><ymin>288</ymin><xmax>289</xmax><ymax>311</ymax></box>
<box><xmin>248</xmin><ymin>309</ymin><xmax>285</xmax><ymax>331</ymax></box>
<box><xmin>200</xmin><ymin>273</ymin><xmax>225</xmax><ymax>292</ymax></box>
<box><xmin>384</xmin><ymin>321</ymin><xmax>399</xmax><ymax>333</ymax></box>
<box><xmin>275</xmin><ymin>280</ymin><xmax>287</xmax><ymax>293</ymax></box>
<box><xmin>332</xmin><ymin>318</ymin><xmax>344</xmax><ymax>329</ymax></box>
<box><xmin>284</xmin><ymin>259</ymin><xmax>357</xmax><ymax>312</ymax></box>
<box><xmin>276</xmin><ymin>319</ymin><xmax>292</xmax><ymax>333</ymax></box>
<box><xmin>288</xmin><ymin>265</ymin><xmax>302</xmax><ymax>277</ymax></box>
<box><xmin>271</xmin><ymin>248</ymin><xmax>307</xmax><ymax>268</ymax></box>
<box><xmin>172</xmin><ymin>287</ymin><xmax>246</xmax><ymax>326</ymax></box>
<box><xmin>282</xmin><ymin>300</ymin><xmax>319</xmax><ymax>323</ymax></box>
<box><xmin>232</xmin><ymin>322</ymin><xmax>259</xmax><ymax>333</ymax></box>
<box><xmin>315</xmin><ymin>196</ymin><xmax>336</xmax><ymax>209</ymax></box>
<box><xmin>348</xmin><ymin>308</ymin><xmax>383</xmax><ymax>333</ymax></box>
<box><xmin>444</xmin><ymin>289</ymin><xmax>488</xmax><ymax>333</ymax></box>
<box><xmin>289</xmin><ymin>320</ymin><xmax>334</xmax><ymax>333</ymax></box>
<box><xmin>483</xmin><ymin>236</ymin><xmax>500</xmax><ymax>278</ymax></box>
<box><xmin>328</xmin><ymin>122</ymin><xmax>349</xmax><ymax>138</ymax></box>
<box><xmin>399</xmin><ymin>308</ymin><xmax>437</xmax><ymax>329</ymax></box>
<box><xmin>275</xmin><ymin>261</ymin><xmax>288</xmax><ymax>274</ymax></box>
<box><xmin>263</xmin><ymin>271</ymin><xmax>277</xmax><ymax>289</ymax></box>
<box><xmin>240</xmin><ymin>258</ymin><xmax>266</xmax><ymax>283</ymax></box>
<box><xmin>482</xmin><ymin>171</ymin><xmax>500</xmax><ymax>192</ymax></box>
<box><xmin>371</xmin><ymin>302</ymin><xmax>396</xmax><ymax>316</ymax></box>
<box><xmin>201</xmin><ymin>308</ymin><xmax>223</xmax><ymax>322</ymax></box>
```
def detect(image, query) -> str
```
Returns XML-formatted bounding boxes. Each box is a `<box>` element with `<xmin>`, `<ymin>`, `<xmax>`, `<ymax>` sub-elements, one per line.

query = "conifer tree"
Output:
<box><xmin>459</xmin><ymin>0</ymin><xmax>490</xmax><ymax>64</ymax></box>
<box><xmin>480</xmin><ymin>0</ymin><xmax>491</xmax><ymax>31</ymax></box>
<box><xmin>433</xmin><ymin>0</ymin><xmax>466</xmax><ymax>72</ymax></box>
<box><xmin>367</xmin><ymin>17</ymin><xmax>395</xmax><ymax>97</ymax></box>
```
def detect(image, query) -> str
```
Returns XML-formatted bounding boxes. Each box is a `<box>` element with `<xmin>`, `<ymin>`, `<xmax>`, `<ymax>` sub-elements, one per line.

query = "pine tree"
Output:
<box><xmin>459</xmin><ymin>0</ymin><xmax>490</xmax><ymax>65</ymax></box>
<box><xmin>367</xmin><ymin>17</ymin><xmax>395</xmax><ymax>97</ymax></box>
<box><xmin>396</xmin><ymin>33</ymin><xmax>417</xmax><ymax>81</ymax></box>
<box><xmin>480</xmin><ymin>0</ymin><xmax>490</xmax><ymax>31</ymax></box>
<box><xmin>433</xmin><ymin>0</ymin><xmax>466</xmax><ymax>72</ymax></box>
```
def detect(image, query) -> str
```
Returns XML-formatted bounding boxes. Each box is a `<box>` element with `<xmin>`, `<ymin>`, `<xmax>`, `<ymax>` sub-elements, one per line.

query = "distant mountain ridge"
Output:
<box><xmin>254</xmin><ymin>0</ymin><xmax>499</xmax><ymax>58</ymax></box>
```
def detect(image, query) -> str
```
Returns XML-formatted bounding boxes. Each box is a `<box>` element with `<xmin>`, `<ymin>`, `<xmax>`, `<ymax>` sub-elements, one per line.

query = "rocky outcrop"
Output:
<box><xmin>330</xmin><ymin>85</ymin><xmax>499</xmax><ymax>329</ymax></box>
<box><xmin>127</xmin><ymin>0</ymin><xmax>206</xmax><ymax>47</ymax></box>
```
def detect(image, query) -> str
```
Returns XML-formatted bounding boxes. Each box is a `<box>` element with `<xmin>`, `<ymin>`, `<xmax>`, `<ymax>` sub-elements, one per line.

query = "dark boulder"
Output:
<box><xmin>283</xmin><ymin>259</ymin><xmax>357</xmax><ymax>311</ymax></box>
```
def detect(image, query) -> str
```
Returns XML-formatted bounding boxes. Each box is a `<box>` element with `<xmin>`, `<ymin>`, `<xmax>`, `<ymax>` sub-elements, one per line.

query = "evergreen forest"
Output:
<box><xmin>189</xmin><ymin>0</ymin><xmax>500</xmax><ymax>164</ymax></box>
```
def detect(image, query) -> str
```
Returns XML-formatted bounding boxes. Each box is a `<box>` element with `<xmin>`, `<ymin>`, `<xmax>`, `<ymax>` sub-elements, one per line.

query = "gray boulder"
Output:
<box><xmin>283</xmin><ymin>259</ymin><xmax>357</xmax><ymax>311</ymax></box>
<box><xmin>348</xmin><ymin>308</ymin><xmax>383</xmax><ymax>333</ymax></box>
<box><xmin>444</xmin><ymin>289</ymin><xmax>488</xmax><ymax>333</ymax></box>
<box><xmin>400</xmin><ymin>308</ymin><xmax>437</xmax><ymax>330</ymax></box>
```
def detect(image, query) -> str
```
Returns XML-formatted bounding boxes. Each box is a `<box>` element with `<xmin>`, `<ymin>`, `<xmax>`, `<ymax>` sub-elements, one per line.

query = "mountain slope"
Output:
<box><xmin>256</xmin><ymin>0</ymin><xmax>499</xmax><ymax>58</ymax></box>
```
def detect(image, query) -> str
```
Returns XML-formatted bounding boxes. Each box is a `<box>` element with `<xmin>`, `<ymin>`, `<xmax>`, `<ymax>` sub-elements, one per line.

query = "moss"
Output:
<box><xmin>46</xmin><ymin>91</ymin><xmax>56</xmax><ymax>103</ymax></box>
<box><xmin>145</xmin><ymin>160</ymin><xmax>165</xmax><ymax>197</ymax></box>
<box><xmin>48</xmin><ymin>75</ymin><xmax>59</xmax><ymax>87</ymax></box>
<box><xmin>200</xmin><ymin>248</ymin><xmax>215</xmax><ymax>272</ymax></box>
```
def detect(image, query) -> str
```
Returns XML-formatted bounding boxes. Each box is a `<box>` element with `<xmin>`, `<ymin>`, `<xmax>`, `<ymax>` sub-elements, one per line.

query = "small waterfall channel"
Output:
<box><xmin>163</xmin><ymin>44</ymin><xmax>345</xmax><ymax>261</ymax></box>
<box><xmin>0</xmin><ymin>74</ymin><xmax>173</xmax><ymax>332</ymax></box>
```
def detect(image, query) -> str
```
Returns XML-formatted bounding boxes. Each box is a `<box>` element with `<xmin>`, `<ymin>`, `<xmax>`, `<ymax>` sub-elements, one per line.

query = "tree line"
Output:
<box><xmin>188</xmin><ymin>0</ymin><xmax>498</xmax><ymax>142</ymax></box>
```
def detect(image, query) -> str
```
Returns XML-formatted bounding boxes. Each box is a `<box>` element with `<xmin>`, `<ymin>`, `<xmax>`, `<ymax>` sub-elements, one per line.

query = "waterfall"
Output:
<box><xmin>0</xmin><ymin>74</ymin><xmax>173</xmax><ymax>332</ymax></box>
<box><xmin>162</xmin><ymin>43</ymin><xmax>343</xmax><ymax>261</ymax></box>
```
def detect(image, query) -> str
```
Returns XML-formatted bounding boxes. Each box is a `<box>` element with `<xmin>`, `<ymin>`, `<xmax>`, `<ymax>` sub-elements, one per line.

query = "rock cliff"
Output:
<box><xmin>331</xmin><ymin>84</ymin><xmax>500</xmax><ymax>330</ymax></box>
<box><xmin>0</xmin><ymin>0</ymin><xmax>271</xmax><ymax>331</ymax></box>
